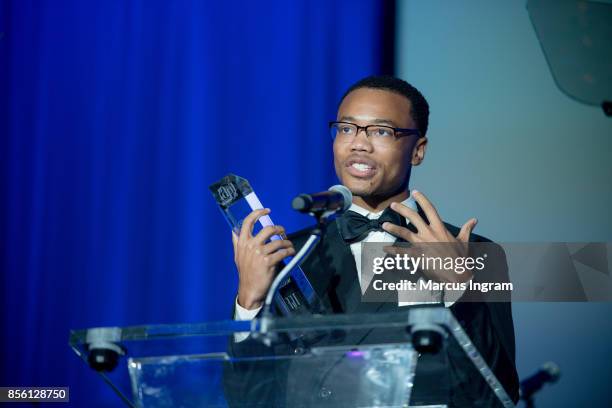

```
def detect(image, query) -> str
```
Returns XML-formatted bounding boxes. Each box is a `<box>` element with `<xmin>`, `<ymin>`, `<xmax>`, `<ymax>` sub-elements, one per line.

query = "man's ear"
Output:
<box><xmin>411</xmin><ymin>136</ymin><xmax>427</xmax><ymax>166</ymax></box>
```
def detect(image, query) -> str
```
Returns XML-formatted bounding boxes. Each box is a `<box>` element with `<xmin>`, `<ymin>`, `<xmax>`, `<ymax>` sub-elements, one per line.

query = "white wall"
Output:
<box><xmin>396</xmin><ymin>1</ymin><xmax>612</xmax><ymax>406</ymax></box>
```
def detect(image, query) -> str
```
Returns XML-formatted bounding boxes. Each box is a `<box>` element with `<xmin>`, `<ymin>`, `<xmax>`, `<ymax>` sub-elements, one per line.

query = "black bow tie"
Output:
<box><xmin>337</xmin><ymin>207</ymin><xmax>407</xmax><ymax>244</ymax></box>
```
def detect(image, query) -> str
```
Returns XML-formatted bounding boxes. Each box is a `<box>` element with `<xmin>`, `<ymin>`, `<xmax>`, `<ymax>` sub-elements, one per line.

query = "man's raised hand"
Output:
<box><xmin>232</xmin><ymin>209</ymin><xmax>296</xmax><ymax>310</ymax></box>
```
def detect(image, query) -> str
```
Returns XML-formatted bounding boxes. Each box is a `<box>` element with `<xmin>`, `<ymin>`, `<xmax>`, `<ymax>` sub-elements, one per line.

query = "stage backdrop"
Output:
<box><xmin>0</xmin><ymin>0</ymin><xmax>394</xmax><ymax>405</ymax></box>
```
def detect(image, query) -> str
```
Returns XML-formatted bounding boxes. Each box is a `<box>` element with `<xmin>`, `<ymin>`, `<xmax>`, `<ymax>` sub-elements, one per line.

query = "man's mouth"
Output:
<box><xmin>352</xmin><ymin>163</ymin><xmax>373</xmax><ymax>171</ymax></box>
<box><xmin>346</xmin><ymin>157</ymin><xmax>377</xmax><ymax>178</ymax></box>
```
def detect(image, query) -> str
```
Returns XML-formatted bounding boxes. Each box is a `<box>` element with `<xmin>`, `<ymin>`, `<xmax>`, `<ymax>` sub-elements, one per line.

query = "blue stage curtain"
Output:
<box><xmin>0</xmin><ymin>0</ymin><xmax>392</xmax><ymax>405</ymax></box>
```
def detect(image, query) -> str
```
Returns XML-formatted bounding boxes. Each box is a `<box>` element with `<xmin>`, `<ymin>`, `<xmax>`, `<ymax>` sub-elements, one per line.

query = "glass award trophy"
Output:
<box><xmin>209</xmin><ymin>174</ymin><xmax>320</xmax><ymax>316</ymax></box>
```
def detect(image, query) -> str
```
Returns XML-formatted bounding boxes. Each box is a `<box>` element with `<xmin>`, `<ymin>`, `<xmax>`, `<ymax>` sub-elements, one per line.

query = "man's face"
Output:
<box><xmin>333</xmin><ymin>87</ymin><xmax>419</xmax><ymax>199</ymax></box>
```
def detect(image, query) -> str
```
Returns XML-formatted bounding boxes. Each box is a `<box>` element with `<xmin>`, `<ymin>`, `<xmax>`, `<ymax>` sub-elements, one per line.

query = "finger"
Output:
<box><xmin>253</xmin><ymin>225</ymin><xmax>285</xmax><ymax>246</ymax></box>
<box><xmin>239</xmin><ymin>208</ymin><xmax>270</xmax><ymax>241</ymax></box>
<box><xmin>389</xmin><ymin>202</ymin><xmax>429</xmax><ymax>233</ymax></box>
<box><xmin>409</xmin><ymin>190</ymin><xmax>444</xmax><ymax>230</ymax></box>
<box><xmin>382</xmin><ymin>221</ymin><xmax>418</xmax><ymax>242</ymax></box>
<box><xmin>264</xmin><ymin>246</ymin><xmax>296</xmax><ymax>266</ymax></box>
<box><xmin>232</xmin><ymin>232</ymin><xmax>238</xmax><ymax>263</ymax></box>
<box><xmin>262</xmin><ymin>239</ymin><xmax>293</xmax><ymax>255</ymax></box>
<box><xmin>457</xmin><ymin>218</ymin><xmax>478</xmax><ymax>242</ymax></box>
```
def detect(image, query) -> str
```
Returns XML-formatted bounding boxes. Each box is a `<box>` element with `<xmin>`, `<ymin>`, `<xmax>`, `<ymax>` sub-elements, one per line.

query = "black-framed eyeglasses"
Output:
<box><xmin>329</xmin><ymin>121</ymin><xmax>420</xmax><ymax>145</ymax></box>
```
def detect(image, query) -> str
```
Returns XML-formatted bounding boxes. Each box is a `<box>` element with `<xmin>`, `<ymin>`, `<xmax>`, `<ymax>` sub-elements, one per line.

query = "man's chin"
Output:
<box><xmin>339</xmin><ymin>174</ymin><xmax>384</xmax><ymax>197</ymax></box>
<box><xmin>343</xmin><ymin>180</ymin><xmax>408</xmax><ymax>202</ymax></box>
<box><xmin>344</xmin><ymin>183</ymin><xmax>378</xmax><ymax>198</ymax></box>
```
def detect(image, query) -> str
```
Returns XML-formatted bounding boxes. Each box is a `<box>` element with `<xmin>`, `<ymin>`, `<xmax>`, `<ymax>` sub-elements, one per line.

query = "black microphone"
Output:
<box><xmin>291</xmin><ymin>185</ymin><xmax>352</xmax><ymax>214</ymax></box>
<box><xmin>520</xmin><ymin>361</ymin><xmax>561</xmax><ymax>400</ymax></box>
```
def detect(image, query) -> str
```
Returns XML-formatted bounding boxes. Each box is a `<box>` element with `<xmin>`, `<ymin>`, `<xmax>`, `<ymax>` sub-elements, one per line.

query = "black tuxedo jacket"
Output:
<box><xmin>225</xmin><ymin>208</ymin><xmax>520</xmax><ymax>407</ymax></box>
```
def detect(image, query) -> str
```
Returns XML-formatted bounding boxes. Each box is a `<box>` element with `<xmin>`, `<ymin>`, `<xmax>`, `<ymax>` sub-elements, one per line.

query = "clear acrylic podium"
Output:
<box><xmin>69</xmin><ymin>306</ymin><xmax>514</xmax><ymax>407</ymax></box>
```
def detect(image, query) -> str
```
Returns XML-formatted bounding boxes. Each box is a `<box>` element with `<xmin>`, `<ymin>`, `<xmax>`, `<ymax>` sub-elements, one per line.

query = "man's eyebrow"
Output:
<box><xmin>338</xmin><ymin>116</ymin><xmax>400</xmax><ymax>127</ymax></box>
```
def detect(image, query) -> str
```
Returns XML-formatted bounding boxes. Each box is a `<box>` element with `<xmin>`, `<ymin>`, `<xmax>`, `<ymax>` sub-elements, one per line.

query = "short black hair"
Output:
<box><xmin>340</xmin><ymin>75</ymin><xmax>429</xmax><ymax>137</ymax></box>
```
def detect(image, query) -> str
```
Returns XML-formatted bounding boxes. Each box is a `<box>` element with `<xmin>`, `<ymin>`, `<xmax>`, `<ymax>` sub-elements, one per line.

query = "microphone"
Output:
<box><xmin>291</xmin><ymin>185</ymin><xmax>352</xmax><ymax>214</ymax></box>
<box><xmin>520</xmin><ymin>361</ymin><xmax>561</xmax><ymax>400</ymax></box>
<box><xmin>262</xmin><ymin>185</ymin><xmax>351</xmax><ymax>327</ymax></box>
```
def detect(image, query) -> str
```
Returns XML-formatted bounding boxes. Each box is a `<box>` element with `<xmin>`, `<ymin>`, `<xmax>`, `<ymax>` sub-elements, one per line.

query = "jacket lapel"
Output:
<box><xmin>298</xmin><ymin>220</ymin><xmax>356</xmax><ymax>313</ymax></box>
<box><xmin>322</xmin><ymin>220</ymin><xmax>360</xmax><ymax>313</ymax></box>
<box><xmin>329</xmin><ymin>218</ymin><xmax>400</xmax><ymax>314</ymax></box>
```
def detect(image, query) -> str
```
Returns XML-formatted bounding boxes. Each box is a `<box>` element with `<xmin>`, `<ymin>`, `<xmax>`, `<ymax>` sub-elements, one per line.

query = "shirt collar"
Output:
<box><xmin>348</xmin><ymin>193</ymin><xmax>417</xmax><ymax>220</ymax></box>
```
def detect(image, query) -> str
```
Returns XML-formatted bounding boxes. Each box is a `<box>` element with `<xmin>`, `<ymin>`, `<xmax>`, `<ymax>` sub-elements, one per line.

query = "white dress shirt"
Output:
<box><xmin>234</xmin><ymin>196</ymin><xmax>462</xmax><ymax>333</ymax></box>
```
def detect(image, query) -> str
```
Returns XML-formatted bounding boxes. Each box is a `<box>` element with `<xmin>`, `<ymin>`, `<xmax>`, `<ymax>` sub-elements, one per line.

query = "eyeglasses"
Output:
<box><xmin>329</xmin><ymin>121</ymin><xmax>420</xmax><ymax>146</ymax></box>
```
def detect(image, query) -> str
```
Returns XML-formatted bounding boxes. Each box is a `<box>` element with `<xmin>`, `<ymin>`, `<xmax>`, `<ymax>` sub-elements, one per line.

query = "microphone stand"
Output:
<box><xmin>519</xmin><ymin>362</ymin><xmax>561</xmax><ymax>408</ymax></box>
<box><xmin>258</xmin><ymin>210</ymin><xmax>335</xmax><ymax>344</ymax></box>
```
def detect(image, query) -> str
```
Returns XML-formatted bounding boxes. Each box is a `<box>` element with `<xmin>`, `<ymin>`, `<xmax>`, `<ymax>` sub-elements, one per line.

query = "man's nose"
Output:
<box><xmin>350</xmin><ymin>128</ymin><xmax>373</xmax><ymax>152</ymax></box>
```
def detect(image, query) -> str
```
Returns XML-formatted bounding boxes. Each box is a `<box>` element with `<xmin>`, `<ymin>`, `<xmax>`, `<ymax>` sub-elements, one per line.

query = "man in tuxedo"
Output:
<box><xmin>228</xmin><ymin>75</ymin><xmax>519</xmax><ymax>406</ymax></box>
